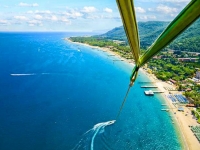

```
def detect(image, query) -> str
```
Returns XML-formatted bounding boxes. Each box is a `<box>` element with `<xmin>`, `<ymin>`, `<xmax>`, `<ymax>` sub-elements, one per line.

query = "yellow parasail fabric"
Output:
<box><xmin>116</xmin><ymin>0</ymin><xmax>140</xmax><ymax>63</ymax></box>
<box><xmin>116</xmin><ymin>0</ymin><xmax>200</xmax><ymax>86</ymax></box>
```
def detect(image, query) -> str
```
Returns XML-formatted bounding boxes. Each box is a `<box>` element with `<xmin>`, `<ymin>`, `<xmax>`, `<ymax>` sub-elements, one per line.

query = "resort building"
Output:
<box><xmin>196</xmin><ymin>71</ymin><xmax>200</xmax><ymax>79</ymax></box>
<box><xmin>169</xmin><ymin>79</ymin><xmax>176</xmax><ymax>84</ymax></box>
<box><xmin>178</xmin><ymin>58</ymin><xmax>199</xmax><ymax>62</ymax></box>
<box><xmin>112</xmin><ymin>40</ymin><xmax>126</xmax><ymax>45</ymax></box>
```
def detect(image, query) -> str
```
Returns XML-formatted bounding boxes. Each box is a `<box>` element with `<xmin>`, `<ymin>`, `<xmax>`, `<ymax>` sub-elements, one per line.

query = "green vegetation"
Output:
<box><xmin>69</xmin><ymin>37</ymin><xmax>134</xmax><ymax>59</ymax></box>
<box><xmin>98</xmin><ymin>19</ymin><xmax>200</xmax><ymax>52</ymax></box>
<box><xmin>185</xmin><ymin>90</ymin><xmax>200</xmax><ymax>107</ymax></box>
<box><xmin>194</xmin><ymin>110</ymin><xmax>200</xmax><ymax>123</ymax></box>
<box><xmin>147</xmin><ymin>55</ymin><xmax>195</xmax><ymax>81</ymax></box>
<box><xmin>69</xmin><ymin>19</ymin><xmax>200</xmax><ymax>108</ymax></box>
<box><xmin>147</xmin><ymin>51</ymin><xmax>200</xmax><ymax>107</ymax></box>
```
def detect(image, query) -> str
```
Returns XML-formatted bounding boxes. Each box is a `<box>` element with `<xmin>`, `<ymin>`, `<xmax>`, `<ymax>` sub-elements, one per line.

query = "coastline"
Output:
<box><xmin>141</xmin><ymin>69</ymin><xmax>200</xmax><ymax>150</ymax></box>
<box><xmin>65</xmin><ymin>38</ymin><xmax>134</xmax><ymax>65</ymax></box>
<box><xmin>66</xmin><ymin>38</ymin><xmax>200</xmax><ymax>150</ymax></box>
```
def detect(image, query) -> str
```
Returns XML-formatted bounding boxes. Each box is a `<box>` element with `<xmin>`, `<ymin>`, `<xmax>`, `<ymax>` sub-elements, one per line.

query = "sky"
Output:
<box><xmin>0</xmin><ymin>0</ymin><xmax>191</xmax><ymax>32</ymax></box>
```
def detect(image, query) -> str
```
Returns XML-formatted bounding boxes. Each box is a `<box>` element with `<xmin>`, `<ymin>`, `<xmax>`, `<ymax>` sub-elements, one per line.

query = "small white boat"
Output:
<box><xmin>144</xmin><ymin>90</ymin><xmax>154</xmax><ymax>96</ymax></box>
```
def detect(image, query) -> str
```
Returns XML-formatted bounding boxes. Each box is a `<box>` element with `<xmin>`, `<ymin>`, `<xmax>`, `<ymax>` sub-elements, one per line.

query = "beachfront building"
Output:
<box><xmin>169</xmin><ymin>79</ymin><xmax>176</xmax><ymax>84</ymax></box>
<box><xmin>113</xmin><ymin>40</ymin><xmax>126</xmax><ymax>45</ymax></box>
<box><xmin>196</xmin><ymin>71</ymin><xmax>200</xmax><ymax>79</ymax></box>
<box><xmin>178</xmin><ymin>58</ymin><xmax>198</xmax><ymax>62</ymax></box>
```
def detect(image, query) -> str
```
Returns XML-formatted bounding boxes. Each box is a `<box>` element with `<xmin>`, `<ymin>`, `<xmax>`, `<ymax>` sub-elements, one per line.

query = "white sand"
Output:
<box><xmin>142</xmin><ymin>69</ymin><xmax>200</xmax><ymax>150</ymax></box>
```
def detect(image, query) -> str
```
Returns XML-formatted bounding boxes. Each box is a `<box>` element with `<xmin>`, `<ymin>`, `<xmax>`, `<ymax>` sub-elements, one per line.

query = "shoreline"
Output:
<box><xmin>65</xmin><ymin>38</ymin><xmax>134</xmax><ymax>65</ymax></box>
<box><xmin>66</xmin><ymin>38</ymin><xmax>200</xmax><ymax>150</ymax></box>
<box><xmin>141</xmin><ymin>69</ymin><xmax>200</xmax><ymax>150</ymax></box>
<box><xmin>140</xmin><ymin>69</ymin><xmax>188</xmax><ymax>150</ymax></box>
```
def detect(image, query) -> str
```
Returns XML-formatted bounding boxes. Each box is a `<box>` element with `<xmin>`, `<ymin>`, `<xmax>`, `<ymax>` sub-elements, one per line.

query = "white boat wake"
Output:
<box><xmin>10</xmin><ymin>73</ymin><xmax>66</xmax><ymax>76</ymax></box>
<box><xmin>10</xmin><ymin>73</ymin><xmax>36</xmax><ymax>76</ymax></box>
<box><xmin>72</xmin><ymin>120</ymin><xmax>115</xmax><ymax>150</ymax></box>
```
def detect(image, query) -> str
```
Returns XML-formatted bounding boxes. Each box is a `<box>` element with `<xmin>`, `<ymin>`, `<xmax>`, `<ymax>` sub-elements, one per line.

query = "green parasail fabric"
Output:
<box><xmin>116</xmin><ymin>0</ymin><xmax>140</xmax><ymax>86</ymax></box>
<box><xmin>116</xmin><ymin>0</ymin><xmax>140</xmax><ymax>63</ymax></box>
<box><xmin>116</xmin><ymin>0</ymin><xmax>200</xmax><ymax>86</ymax></box>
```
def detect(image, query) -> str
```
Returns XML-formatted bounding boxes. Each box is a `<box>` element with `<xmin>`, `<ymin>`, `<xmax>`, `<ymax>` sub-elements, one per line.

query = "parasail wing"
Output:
<box><xmin>140</xmin><ymin>0</ymin><xmax>200</xmax><ymax>67</ymax></box>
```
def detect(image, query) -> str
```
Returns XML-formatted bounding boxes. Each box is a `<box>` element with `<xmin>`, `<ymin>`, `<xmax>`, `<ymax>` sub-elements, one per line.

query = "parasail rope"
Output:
<box><xmin>116</xmin><ymin>85</ymin><xmax>131</xmax><ymax>120</ymax></box>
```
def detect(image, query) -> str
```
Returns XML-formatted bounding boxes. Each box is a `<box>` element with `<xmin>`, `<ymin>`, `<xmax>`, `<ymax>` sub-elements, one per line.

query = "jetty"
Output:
<box><xmin>153</xmin><ymin>91</ymin><xmax>164</xmax><ymax>93</ymax></box>
<box><xmin>161</xmin><ymin>109</ymin><xmax>170</xmax><ymax>112</ymax></box>
<box><xmin>144</xmin><ymin>90</ymin><xmax>164</xmax><ymax>96</ymax></box>
<box><xmin>138</xmin><ymin>82</ymin><xmax>156</xmax><ymax>83</ymax></box>
<box><xmin>161</xmin><ymin>104</ymin><xmax>167</xmax><ymax>106</ymax></box>
<box><xmin>141</xmin><ymin>85</ymin><xmax>158</xmax><ymax>88</ymax></box>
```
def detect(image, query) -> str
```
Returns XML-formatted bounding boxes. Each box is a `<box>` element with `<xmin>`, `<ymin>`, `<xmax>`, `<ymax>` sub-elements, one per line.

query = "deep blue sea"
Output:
<box><xmin>0</xmin><ymin>32</ymin><xmax>181</xmax><ymax>150</ymax></box>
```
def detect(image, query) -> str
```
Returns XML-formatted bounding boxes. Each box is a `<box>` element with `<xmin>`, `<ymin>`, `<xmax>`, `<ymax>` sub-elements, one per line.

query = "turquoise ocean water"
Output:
<box><xmin>0</xmin><ymin>32</ymin><xmax>181</xmax><ymax>150</ymax></box>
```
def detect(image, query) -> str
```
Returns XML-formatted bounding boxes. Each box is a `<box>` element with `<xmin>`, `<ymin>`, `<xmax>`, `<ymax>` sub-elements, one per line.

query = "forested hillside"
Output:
<box><xmin>97</xmin><ymin>19</ymin><xmax>200</xmax><ymax>52</ymax></box>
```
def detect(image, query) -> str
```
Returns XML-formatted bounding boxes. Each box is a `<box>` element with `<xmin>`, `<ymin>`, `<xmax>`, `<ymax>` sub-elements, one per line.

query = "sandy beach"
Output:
<box><xmin>143</xmin><ymin>70</ymin><xmax>200</xmax><ymax>150</ymax></box>
<box><xmin>65</xmin><ymin>38</ymin><xmax>134</xmax><ymax>64</ymax></box>
<box><xmin>66</xmin><ymin>38</ymin><xmax>200</xmax><ymax>150</ymax></box>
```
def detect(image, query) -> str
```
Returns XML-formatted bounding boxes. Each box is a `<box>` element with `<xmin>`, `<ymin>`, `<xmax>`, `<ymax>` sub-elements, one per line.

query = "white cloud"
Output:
<box><xmin>35</xmin><ymin>10</ymin><xmax>51</xmax><ymax>14</ymax></box>
<box><xmin>156</xmin><ymin>5</ymin><xmax>177</xmax><ymax>14</ymax></box>
<box><xmin>14</xmin><ymin>16</ymin><xmax>28</xmax><ymax>20</ymax></box>
<box><xmin>0</xmin><ymin>19</ymin><xmax>8</xmax><ymax>25</ymax></box>
<box><xmin>135</xmin><ymin>7</ymin><xmax>146</xmax><ymax>13</ymax></box>
<box><xmin>161</xmin><ymin>0</ymin><xmax>189</xmax><ymax>3</ymax></box>
<box><xmin>29</xmin><ymin>24</ymin><xmax>35</xmax><ymax>26</ymax></box>
<box><xmin>34</xmin><ymin>15</ymin><xmax>43</xmax><ymax>20</ymax></box>
<box><xmin>148</xmin><ymin>15</ymin><xmax>157</xmax><ymax>19</ymax></box>
<box><xmin>70</xmin><ymin>11</ymin><xmax>83</xmax><ymax>18</ymax></box>
<box><xmin>19</xmin><ymin>2</ymin><xmax>39</xmax><ymax>7</ymax></box>
<box><xmin>148</xmin><ymin>8</ymin><xmax>153</xmax><ymax>11</ymax></box>
<box><xmin>140</xmin><ymin>0</ymin><xmax>189</xmax><ymax>2</ymax></box>
<box><xmin>32</xmin><ymin>3</ymin><xmax>39</xmax><ymax>7</ymax></box>
<box><xmin>104</xmin><ymin>8</ymin><xmax>113</xmax><ymax>13</ymax></box>
<box><xmin>140</xmin><ymin>16</ymin><xmax>148</xmax><ymax>20</ymax></box>
<box><xmin>170</xmin><ymin>14</ymin><xmax>177</xmax><ymax>17</ymax></box>
<box><xmin>51</xmin><ymin>15</ymin><xmax>58</xmax><ymax>21</ymax></box>
<box><xmin>82</xmin><ymin>6</ymin><xmax>97</xmax><ymax>13</ymax></box>
<box><xmin>139</xmin><ymin>15</ymin><xmax>156</xmax><ymax>20</ymax></box>
<box><xmin>28</xmin><ymin>20</ymin><xmax>42</xmax><ymax>26</ymax></box>
<box><xmin>85</xmin><ymin>15</ymin><xmax>100</xmax><ymax>19</ymax></box>
<box><xmin>61</xmin><ymin>17</ymin><xmax>71</xmax><ymax>24</ymax></box>
<box><xmin>27</xmin><ymin>10</ymin><xmax>34</xmax><ymax>14</ymax></box>
<box><xmin>62</xmin><ymin>10</ymin><xmax>83</xmax><ymax>19</ymax></box>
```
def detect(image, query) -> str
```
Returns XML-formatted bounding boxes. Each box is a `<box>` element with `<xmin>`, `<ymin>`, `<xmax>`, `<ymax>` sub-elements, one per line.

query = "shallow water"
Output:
<box><xmin>0</xmin><ymin>32</ymin><xmax>181</xmax><ymax>150</ymax></box>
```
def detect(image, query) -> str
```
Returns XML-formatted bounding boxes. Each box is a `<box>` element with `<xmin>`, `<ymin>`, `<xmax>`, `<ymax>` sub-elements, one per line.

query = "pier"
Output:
<box><xmin>144</xmin><ymin>90</ymin><xmax>164</xmax><ymax>96</ymax></box>
<box><xmin>141</xmin><ymin>85</ymin><xmax>158</xmax><ymax>88</ymax></box>
<box><xmin>161</xmin><ymin>104</ymin><xmax>167</xmax><ymax>106</ymax></box>
<box><xmin>153</xmin><ymin>91</ymin><xmax>164</xmax><ymax>93</ymax></box>
<box><xmin>138</xmin><ymin>82</ymin><xmax>156</xmax><ymax>83</ymax></box>
<box><xmin>161</xmin><ymin>109</ymin><xmax>169</xmax><ymax>112</ymax></box>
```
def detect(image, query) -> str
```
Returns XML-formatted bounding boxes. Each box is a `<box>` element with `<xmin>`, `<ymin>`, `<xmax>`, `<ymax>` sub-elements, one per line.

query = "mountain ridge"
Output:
<box><xmin>97</xmin><ymin>19</ymin><xmax>200</xmax><ymax>52</ymax></box>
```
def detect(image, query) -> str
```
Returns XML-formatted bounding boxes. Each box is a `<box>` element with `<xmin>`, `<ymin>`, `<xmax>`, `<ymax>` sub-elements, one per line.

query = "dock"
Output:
<box><xmin>152</xmin><ymin>91</ymin><xmax>164</xmax><ymax>93</ymax></box>
<box><xmin>144</xmin><ymin>90</ymin><xmax>164</xmax><ymax>96</ymax></box>
<box><xmin>138</xmin><ymin>82</ymin><xmax>156</xmax><ymax>83</ymax></box>
<box><xmin>161</xmin><ymin>104</ymin><xmax>167</xmax><ymax>106</ymax></box>
<box><xmin>161</xmin><ymin>109</ymin><xmax>169</xmax><ymax>112</ymax></box>
<box><xmin>141</xmin><ymin>86</ymin><xmax>158</xmax><ymax>88</ymax></box>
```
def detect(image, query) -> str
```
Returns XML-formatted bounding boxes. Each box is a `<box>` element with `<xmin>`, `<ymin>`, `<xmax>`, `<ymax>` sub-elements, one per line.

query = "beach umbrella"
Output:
<box><xmin>116</xmin><ymin>0</ymin><xmax>200</xmax><ymax>118</ymax></box>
